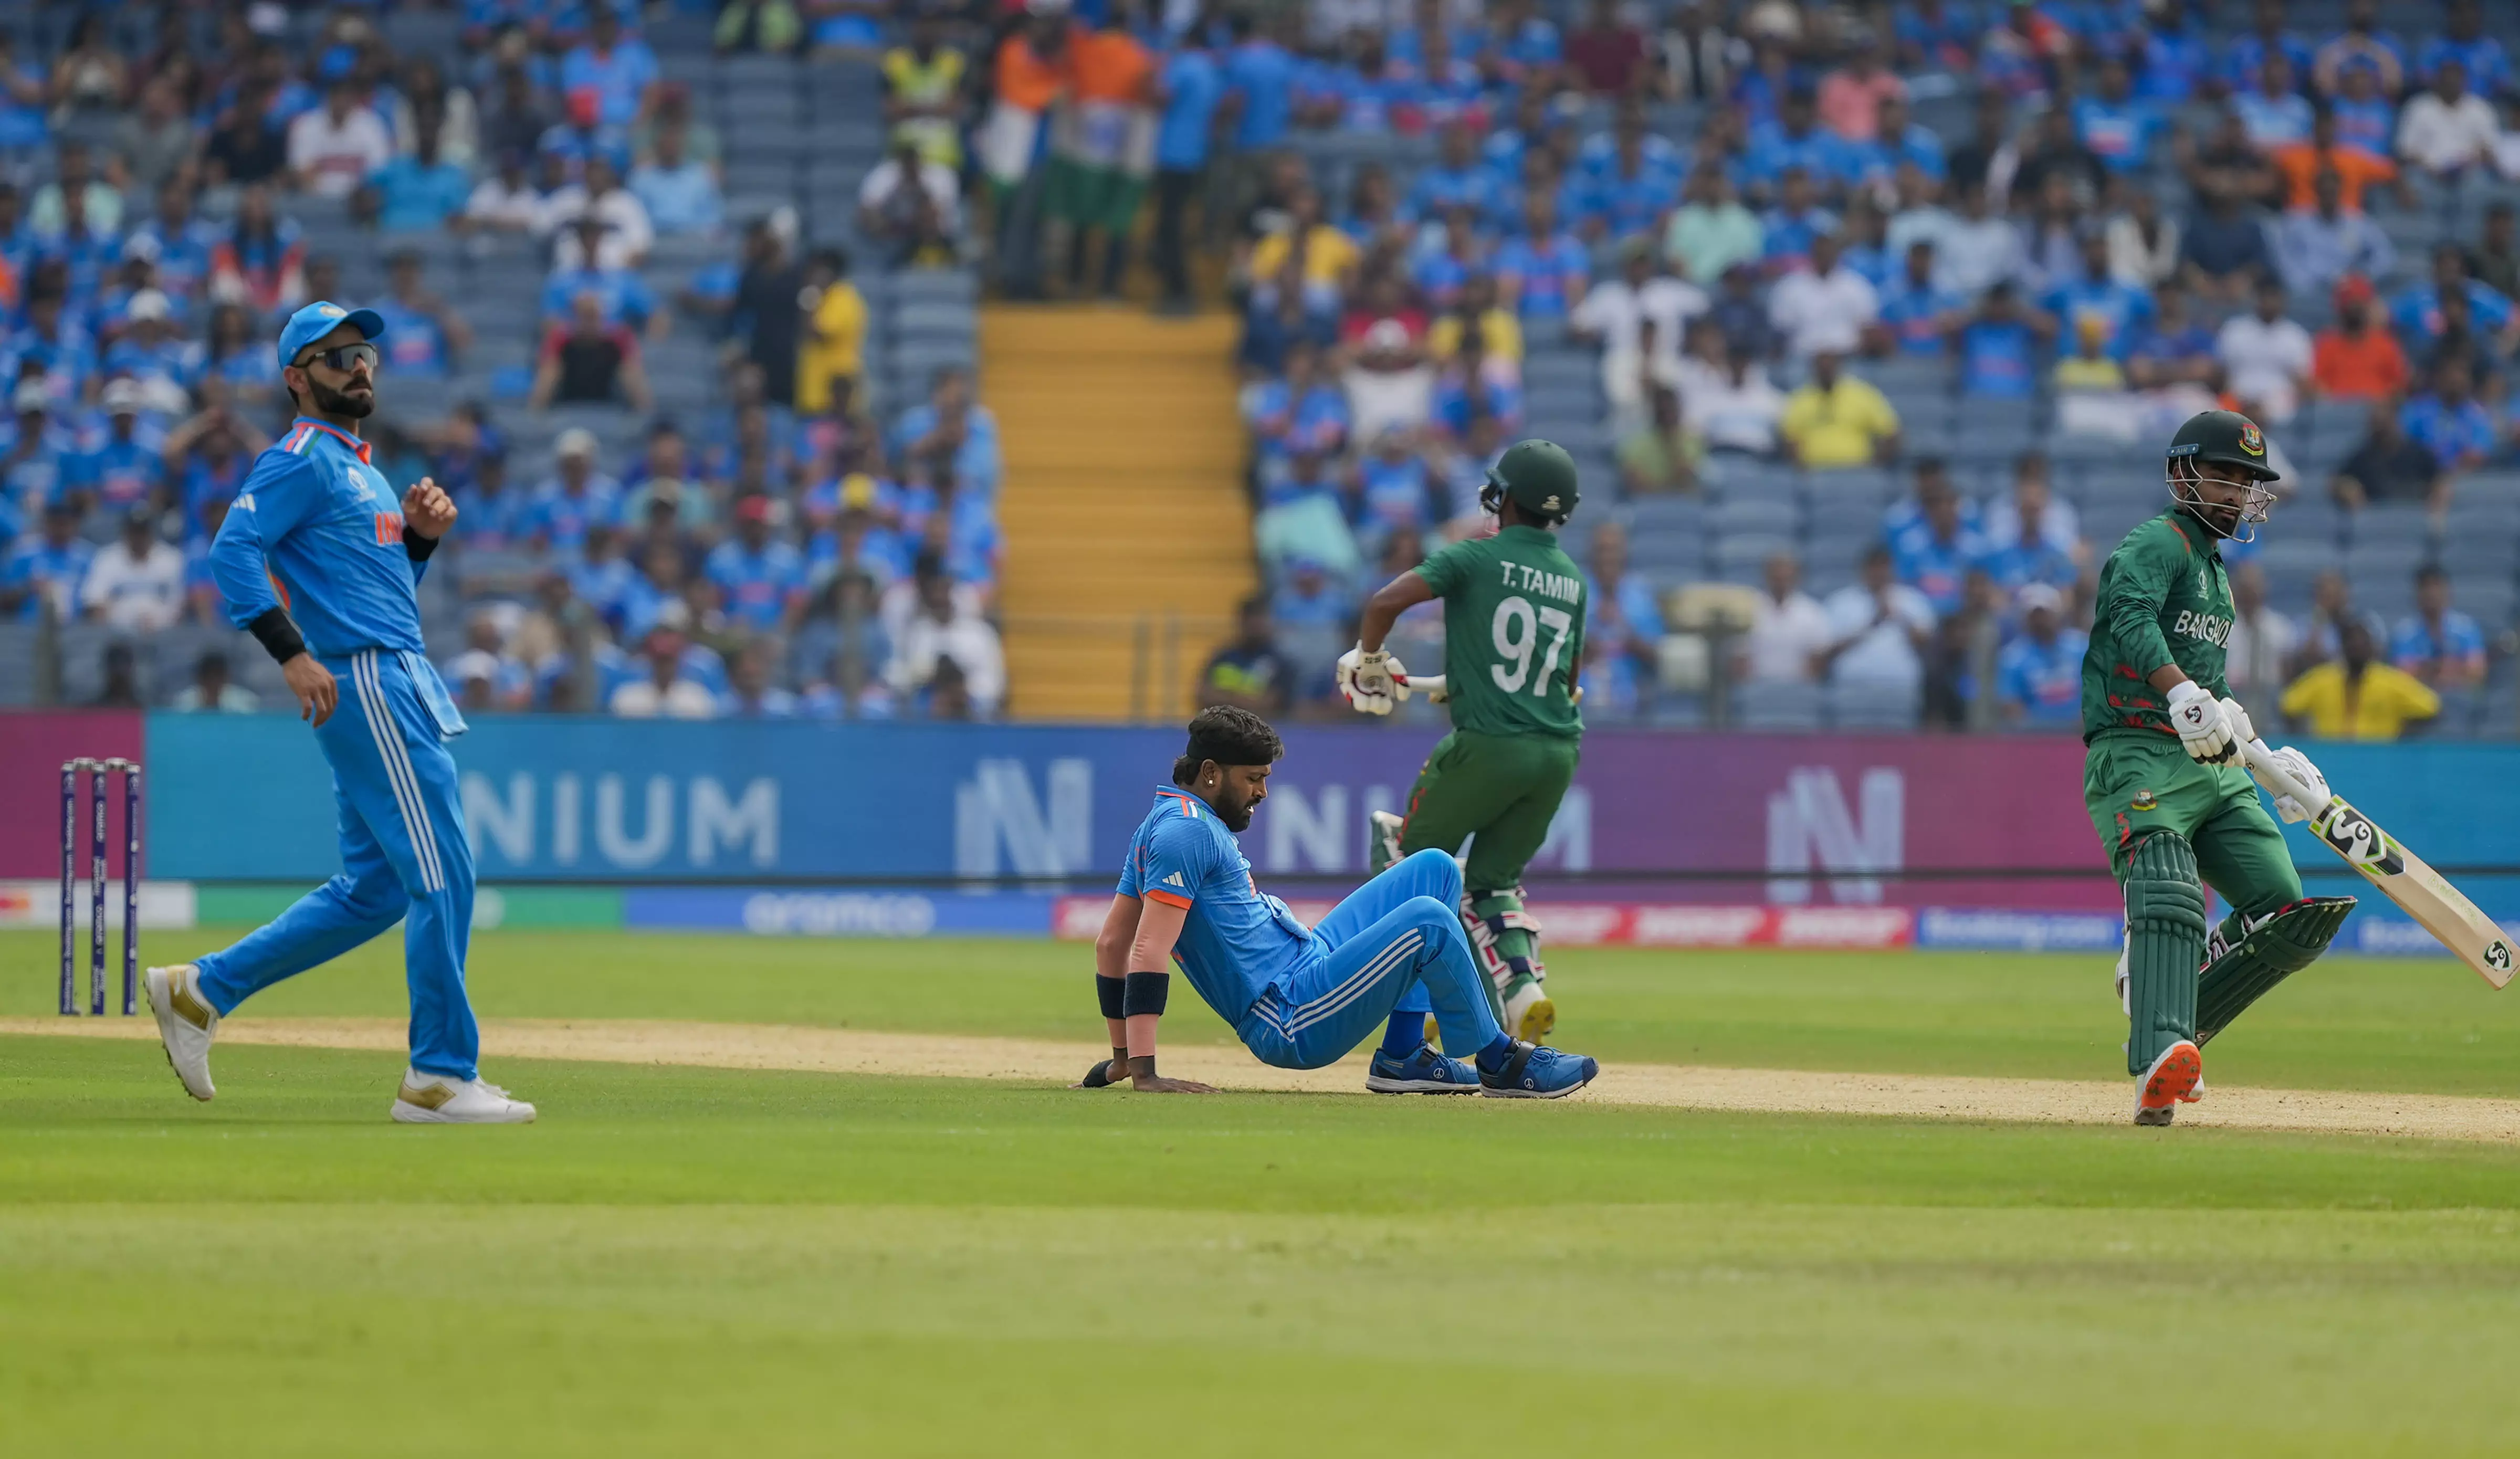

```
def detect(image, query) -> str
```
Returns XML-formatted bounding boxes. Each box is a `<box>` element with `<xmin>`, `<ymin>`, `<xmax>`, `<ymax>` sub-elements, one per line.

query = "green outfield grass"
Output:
<box><xmin>6</xmin><ymin>930</ymin><xmax>2520</xmax><ymax>1456</ymax></box>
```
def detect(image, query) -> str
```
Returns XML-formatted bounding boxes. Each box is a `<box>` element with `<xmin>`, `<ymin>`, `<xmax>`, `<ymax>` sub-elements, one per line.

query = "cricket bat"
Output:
<box><xmin>2241</xmin><ymin>738</ymin><xmax>2515</xmax><ymax>989</ymax></box>
<box><xmin>1397</xmin><ymin>672</ymin><xmax>1449</xmax><ymax>703</ymax></box>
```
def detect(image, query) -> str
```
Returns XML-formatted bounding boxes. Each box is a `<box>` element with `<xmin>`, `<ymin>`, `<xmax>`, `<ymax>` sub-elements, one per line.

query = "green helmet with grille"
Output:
<box><xmin>2165</xmin><ymin>409</ymin><xmax>2281</xmax><ymax>482</ymax></box>
<box><xmin>1481</xmin><ymin>438</ymin><xmax>1581</xmax><ymax>526</ymax></box>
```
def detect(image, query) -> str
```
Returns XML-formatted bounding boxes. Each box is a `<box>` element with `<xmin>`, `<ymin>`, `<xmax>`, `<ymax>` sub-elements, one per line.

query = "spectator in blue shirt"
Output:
<box><xmin>1151</xmin><ymin>33</ymin><xmax>1222</xmax><ymax>312</ymax></box>
<box><xmin>528</xmin><ymin>428</ymin><xmax>625</xmax><ymax>550</ymax></box>
<box><xmin>1957</xmin><ymin>283</ymin><xmax>2055</xmax><ymax>399</ymax></box>
<box><xmin>1889</xmin><ymin>471</ymin><xmax>1987</xmax><ymax>616</ymax></box>
<box><xmin>1760</xmin><ymin>167</ymin><xmax>1839</xmax><ymax>277</ymax></box>
<box><xmin>2233</xmin><ymin>56</ymin><xmax>2315</xmax><ymax>151</ymax></box>
<box><xmin>72</xmin><ymin>378</ymin><xmax>163</xmax><ymax>516</ymax></box>
<box><xmin>1493</xmin><ymin>194</ymin><xmax>1589</xmax><ymax>320</ymax></box>
<box><xmin>541</xmin><ymin>214</ymin><xmax>656</xmax><ymax>329</ymax></box>
<box><xmin>707</xmin><ymin>494</ymin><xmax>809</xmax><ymax>634</ymax></box>
<box><xmin>1410</xmin><ymin>123</ymin><xmax>1504</xmax><ymax>226</ymax></box>
<box><xmin>628</xmin><ymin>120</ymin><xmax>722</xmax><ymax>237</ymax></box>
<box><xmin>1879</xmin><ymin>239</ymin><xmax>1962</xmax><ymax>355</ymax></box>
<box><xmin>2417</xmin><ymin>1</ymin><xmax>2509</xmax><ymax>100</ymax></box>
<box><xmin>362</xmin><ymin>118</ymin><xmax>471</xmax><ymax>233</ymax></box>
<box><xmin>0</xmin><ymin>32</ymin><xmax>46</xmax><ymax>155</ymax></box>
<box><xmin>1895</xmin><ymin>0</ymin><xmax>1979</xmax><ymax>74</ymax></box>
<box><xmin>2180</xmin><ymin>186</ymin><xmax>2274</xmax><ymax>307</ymax></box>
<box><xmin>1861</xmin><ymin>95</ymin><xmax>1947</xmax><ymax>190</ymax></box>
<box><xmin>2393</xmin><ymin>564</ymin><xmax>2488</xmax><ymax>688</ymax></box>
<box><xmin>2312</xmin><ymin>1</ymin><xmax>2407</xmax><ymax>99</ymax></box>
<box><xmin>2326</xmin><ymin>64</ymin><xmax>2397</xmax><ymax>158</ymax></box>
<box><xmin>2043</xmin><ymin>230</ymin><xmax>2154</xmax><ymax>358</ymax></box>
<box><xmin>2073</xmin><ymin>59</ymin><xmax>2166</xmax><ymax>172</ymax></box>
<box><xmin>2125</xmin><ymin>284</ymin><xmax>2220</xmax><ymax>390</ymax></box>
<box><xmin>2135</xmin><ymin>6</ymin><xmax>2212</xmax><ymax>102</ymax></box>
<box><xmin>0</xmin><ymin>498</ymin><xmax>90</xmax><ymax>622</ymax></box>
<box><xmin>2221</xmin><ymin>0</ymin><xmax>2314</xmax><ymax>95</ymax></box>
<box><xmin>2392</xmin><ymin>244</ymin><xmax>2520</xmax><ymax>354</ymax></box>
<box><xmin>561</xmin><ymin>6</ymin><xmax>658</xmax><ymax>128</ymax></box>
<box><xmin>2400</xmin><ymin>361</ymin><xmax>2497</xmax><ymax>473</ymax></box>
<box><xmin>1745</xmin><ymin>92</ymin><xmax>1858</xmax><ymax>204</ymax></box>
<box><xmin>1270</xmin><ymin>554</ymin><xmax>1354</xmax><ymax>633</ymax></box>
<box><xmin>1222</xmin><ymin>13</ymin><xmax>1298</xmax><ymax>152</ymax></box>
<box><xmin>1997</xmin><ymin>584</ymin><xmax>2089</xmax><ymax>726</ymax></box>
<box><xmin>369</xmin><ymin>250</ymin><xmax>469</xmax><ymax>380</ymax></box>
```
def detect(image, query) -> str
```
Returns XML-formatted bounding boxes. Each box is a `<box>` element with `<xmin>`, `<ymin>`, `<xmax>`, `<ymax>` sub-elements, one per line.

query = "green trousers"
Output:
<box><xmin>2083</xmin><ymin>733</ymin><xmax>2302</xmax><ymax>918</ymax></box>
<box><xmin>2084</xmin><ymin>732</ymin><xmax>2303</xmax><ymax>1075</ymax></box>
<box><xmin>1396</xmin><ymin>730</ymin><xmax>1580</xmax><ymax>891</ymax></box>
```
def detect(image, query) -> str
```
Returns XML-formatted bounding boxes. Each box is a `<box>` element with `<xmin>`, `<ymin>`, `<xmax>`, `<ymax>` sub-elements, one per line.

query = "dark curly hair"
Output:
<box><xmin>1171</xmin><ymin>705</ymin><xmax>1283</xmax><ymax>786</ymax></box>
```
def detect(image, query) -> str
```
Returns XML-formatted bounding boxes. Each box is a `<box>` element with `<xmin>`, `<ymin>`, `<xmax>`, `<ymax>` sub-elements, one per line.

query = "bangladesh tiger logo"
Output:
<box><xmin>2238</xmin><ymin>422</ymin><xmax>2266</xmax><ymax>456</ymax></box>
<box><xmin>2131</xmin><ymin>789</ymin><xmax>2158</xmax><ymax>811</ymax></box>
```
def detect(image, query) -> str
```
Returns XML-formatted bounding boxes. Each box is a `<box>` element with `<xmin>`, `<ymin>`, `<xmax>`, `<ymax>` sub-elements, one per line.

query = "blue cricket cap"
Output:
<box><xmin>276</xmin><ymin>301</ymin><xmax>385</xmax><ymax>370</ymax></box>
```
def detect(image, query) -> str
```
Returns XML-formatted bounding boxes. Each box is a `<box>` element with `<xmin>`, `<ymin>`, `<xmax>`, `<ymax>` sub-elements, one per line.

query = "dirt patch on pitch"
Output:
<box><xmin>10</xmin><ymin>1015</ymin><xmax>2518</xmax><ymax>1143</ymax></box>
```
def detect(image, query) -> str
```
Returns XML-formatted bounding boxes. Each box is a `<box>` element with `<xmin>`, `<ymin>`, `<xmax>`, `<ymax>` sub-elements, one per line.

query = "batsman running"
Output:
<box><xmin>1076</xmin><ymin>706</ymin><xmax>1599</xmax><ymax>1098</ymax></box>
<box><xmin>1337</xmin><ymin>438</ymin><xmax>1585</xmax><ymax>1043</ymax></box>
<box><xmin>2083</xmin><ymin>408</ymin><xmax>2354</xmax><ymax>1126</ymax></box>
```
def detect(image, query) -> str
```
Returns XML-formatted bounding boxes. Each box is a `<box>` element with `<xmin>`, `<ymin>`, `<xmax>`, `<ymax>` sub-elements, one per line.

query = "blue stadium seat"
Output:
<box><xmin>1737</xmin><ymin>679</ymin><xmax>1823</xmax><ymax>731</ymax></box>
<box><xmin>1827</xmin><ymin>681</ymin><xmax>1920</xmax><ymax>730</ymax></box>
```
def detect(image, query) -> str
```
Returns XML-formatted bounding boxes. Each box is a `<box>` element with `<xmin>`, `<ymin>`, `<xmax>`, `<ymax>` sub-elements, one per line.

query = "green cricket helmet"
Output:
<box><xmin>1482</xmin><ymin>438</ymin><xmax>1580</xmax><ymax>525</ymax></box>
<box><xmin>2165</xmin><ymin>408</ymin><xmax>2281</xmax><ymax>482</ymax></box>
<box><xmin>2165</xmin><ymin>408</ymin><xmax>2280</xmax><ymax>543</ymax></box>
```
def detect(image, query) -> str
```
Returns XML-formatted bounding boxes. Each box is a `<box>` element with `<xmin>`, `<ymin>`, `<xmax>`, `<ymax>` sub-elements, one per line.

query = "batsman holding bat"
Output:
<box><xmin>2083</xmin><ymin>409</ymin><xmax>2356</xmax><ymax>1126</ymax></box>
<box><xmin>1337</xmin><ymin>439</ymin><xmax>1586</xmax><ymax>1042</ymax></box>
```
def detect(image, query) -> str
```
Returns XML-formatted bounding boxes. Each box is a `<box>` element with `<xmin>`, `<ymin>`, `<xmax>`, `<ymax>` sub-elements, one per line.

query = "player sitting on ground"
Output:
<box><xmin>2081</xmin><ymin>408</ymin><xmax>2353</xmax><ymax>1126</ymax></box>
<box><xmin>1339</xmin><ymin>438</ymin><xmax>1587</xmax><ymax>1044</ymax></box>
<box><xmin>1075</xmin><ymin>706</ymin><xmax>1600</xmax><ymax>1099</ymax></box>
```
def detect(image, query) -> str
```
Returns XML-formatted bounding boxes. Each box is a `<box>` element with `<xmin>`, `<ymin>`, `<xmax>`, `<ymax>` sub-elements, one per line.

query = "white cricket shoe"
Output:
<box><xmin>144</xmin><ymin>964</ymin><xmax>218</xmax><ymax>1101</ymax></box>
<box><xmin>1502</xmin><ymin>978</ymin><xmax>1556</xmax><ymax>1042</ymax></box>
<box><xmin>391</xmin><ymin>1069</ymin><xmax>538</xmax><ymax>1124</ymax></box>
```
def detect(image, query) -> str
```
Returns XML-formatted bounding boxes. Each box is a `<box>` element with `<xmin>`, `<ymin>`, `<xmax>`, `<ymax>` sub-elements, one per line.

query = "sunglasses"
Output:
<box><xmin>294</xmin><ymin>342</ymin><xmax>380</xmax><ymax>373</ymax></box>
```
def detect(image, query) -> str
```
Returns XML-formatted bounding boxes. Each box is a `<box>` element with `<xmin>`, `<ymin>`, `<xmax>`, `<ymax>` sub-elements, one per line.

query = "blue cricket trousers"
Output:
<box><xmin>1237</xmin><ymin>849</ymin><xmax>1505</xmax><ymax>1069</ymax></box>
<box><xmin>194</xmin><ymin>648</ymin><xmax>481</xmax><ymax>1079</ymax></box>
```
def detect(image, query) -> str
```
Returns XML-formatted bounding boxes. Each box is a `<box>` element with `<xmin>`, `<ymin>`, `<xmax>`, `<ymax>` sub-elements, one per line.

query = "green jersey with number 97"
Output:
<box><xmin>1412</xmin><ymin>523</ymin><xmax>1587</xmax><ymax>739</ymax></box>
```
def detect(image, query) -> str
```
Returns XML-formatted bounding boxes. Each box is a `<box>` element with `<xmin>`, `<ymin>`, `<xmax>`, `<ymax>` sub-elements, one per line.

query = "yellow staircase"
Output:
<box><xmin>984</xmin><ymin>308</ymin><xmax>1252</xmax><ymax>721</ymax></box>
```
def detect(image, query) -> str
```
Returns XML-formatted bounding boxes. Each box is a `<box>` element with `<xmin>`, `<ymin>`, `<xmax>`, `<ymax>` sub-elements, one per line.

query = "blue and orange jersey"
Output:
<box><xmin>207</xmin><ymin>416</ymin><xmax>427</xmax><ymax>657</ymax></box>
<box><xmin>1116</xmin><ymin>784</ymin><xmax>1311</xmax><ymax>1021</ymax></box>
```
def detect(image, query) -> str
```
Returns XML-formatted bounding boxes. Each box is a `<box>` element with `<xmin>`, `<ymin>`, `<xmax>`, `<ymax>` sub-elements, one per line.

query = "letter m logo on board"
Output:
<box><xmin>1766</xmin><ymin>768</ymin><xmax>1904</xmax><ymax>905</ymax></box>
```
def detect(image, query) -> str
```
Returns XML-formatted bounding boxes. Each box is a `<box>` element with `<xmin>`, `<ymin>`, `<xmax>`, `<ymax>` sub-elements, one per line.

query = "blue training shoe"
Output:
<box><xmin>1478</xmin><ymin>1041</ymin><xmax>1600</xmax><ymax>1100</ymax></box>
<box><xmin>1366</xmin><ymin>1042</ymin><xmax>1481</xmax><ymax>1095</ymax></box>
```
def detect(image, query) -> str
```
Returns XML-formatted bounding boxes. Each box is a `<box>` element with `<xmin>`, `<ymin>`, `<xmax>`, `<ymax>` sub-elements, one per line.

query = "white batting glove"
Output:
<box><xmin>2251</xmin><ymin>744</ymin><xmax>2331</xmax><ymax>823</ymax></box>
<box><xmin>2217</xmin><ymin>696</ymin><xmax>2256</xmax><ymax>747</ymax></box>
<box><xmin>1336</xmin><ymin>644</ymin><xmax>1405</xmax><ymax>716</ymax></box>
<box><xmin>2166</xmin><ymin>680</ymin><xmax>2238</xmax><ymax>765</ymax></box>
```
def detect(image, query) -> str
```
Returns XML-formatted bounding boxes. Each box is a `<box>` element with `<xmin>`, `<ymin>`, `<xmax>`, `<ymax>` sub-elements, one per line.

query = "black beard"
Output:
<box><xmin>308</xmin><ymin>378</ymin><xmax>374</xmax><ymax>418</ymax></box>
<box><xmin>1217</xmin><ymin>797</ymin><xmax>1256</xmax><ymax>833</ymax></box>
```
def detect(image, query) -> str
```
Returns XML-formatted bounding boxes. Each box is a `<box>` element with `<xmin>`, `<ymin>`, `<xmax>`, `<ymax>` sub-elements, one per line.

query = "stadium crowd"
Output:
<box><xmin>0</xmin><ymin>0</ymin><xmax>1004</xmax><ymax>722</ymax></box>
<box><xmin>6</xmin><ymin>0</ymin><xmax>2515</xmax><ymax>739</ymax></box>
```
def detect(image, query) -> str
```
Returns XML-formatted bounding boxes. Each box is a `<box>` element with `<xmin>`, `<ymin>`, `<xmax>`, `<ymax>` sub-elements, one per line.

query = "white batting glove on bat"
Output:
<box><xmin>2251</xmin><ymin>744</ymin><xmax>2331</xmax><ymax>823</ymax></box>
<box><xmin>2166</xmin><ymin>680</ymin><xmax>2238</xmax><ymax>765</ymax></box>
<box><xmin>2218</xmin><ymin>696</ymin><xmax>2255</xmax><ymax>747</ymax></box>
<box><xmin>1336</xmin><ymin>645</ymin><xmax>1405</xmax><ymax>716</ymax></box>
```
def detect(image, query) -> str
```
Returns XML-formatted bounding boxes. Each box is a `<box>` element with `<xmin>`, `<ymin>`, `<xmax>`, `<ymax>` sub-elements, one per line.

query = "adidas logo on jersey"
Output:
<box><xmin>1162</xmin><ymin>872</ymin><xmax>1186</xmax><ymax>888</ymax></box>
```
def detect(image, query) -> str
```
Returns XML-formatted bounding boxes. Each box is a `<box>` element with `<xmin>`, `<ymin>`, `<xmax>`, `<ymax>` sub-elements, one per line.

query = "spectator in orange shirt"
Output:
<box><xmin>2271</xmin><ymin>108</ymin><xmax>2411</xmax><ymax>213</ymax></box>
<box><xmin>1818</xmin><ymin>38</ymin><xmax>1904</xmax><ymax>142</ymax></box>
<box><xmin>2313</xmin><ymin>275</ymin><xmax>2410</xmax><ymax>402</ymax></box>
<box><xmin>1045</xmin><ymin>14</ymin><xmax>1154</xmax><ymax>301</ymax></box>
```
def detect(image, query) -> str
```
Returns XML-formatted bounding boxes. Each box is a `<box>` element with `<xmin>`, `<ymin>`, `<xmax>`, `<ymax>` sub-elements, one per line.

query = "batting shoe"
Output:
<box><xmin>1366</xmin><ymin>1042</ymin><xmax>1480</xmax><ymax>1094</ymax></box>
<box><xmin>1500</xmin><ymin>976</ymin><xmax>1556</xmax><ymax>1042</ymax></box>
<box><xmin>144</xmin><ymin>964</ymin><xmax>218</xmax><ymax>1101</ymax></box>
<box><xmin>1479</xmin><ymin>1041</ymin><xmax>1599</xmax><ymax>1099</ymax></box>
<box><xmin>391</xmin><ymin>1069</ymin><xmax>538</xmax><ymax>1125</ymax></box>
<box><xmin>2134</xmin><ymin>1040</ymin><xmax>2202</xmax><ymax>1127</ymax></box>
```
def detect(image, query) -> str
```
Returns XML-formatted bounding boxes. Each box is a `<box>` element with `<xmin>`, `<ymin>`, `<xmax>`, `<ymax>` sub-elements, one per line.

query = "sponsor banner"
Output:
<box><xmin>1915</xmin><ymin>907</ymin><xmax>2127</xmax><ymax>952</ymax></box>
<box><xmin>138</xmin><ymin>715</ymin><xmax>2520</xmax><ymax>909</ymax></box>
<box><xmin>1049</xmin><ymin>896</ymin><xmax>1914</xmax><ymax>949</ymax></box>
<box><xmin>0</xmin><ymin>712</ymin><xmax>145</xmax><ymax>878</ymax></box>
<box><xmin>191</xmin><ymin>884</ymin><xmax>626</xmax><ymax>930</ymax></box>
<box><xmin>2346</xmin><ymin>914</ymin><xmax>2520</xmax><ymax>959</ymax></box>
<box><xmin>0</xmin><ymin>879</ymin><xmax>195</xmax><ymax>931</ymax></box>
<box><xmin>627</xmin><ymin>887</ymin><xmax>1059</xmax><ymax>937</ymax></box>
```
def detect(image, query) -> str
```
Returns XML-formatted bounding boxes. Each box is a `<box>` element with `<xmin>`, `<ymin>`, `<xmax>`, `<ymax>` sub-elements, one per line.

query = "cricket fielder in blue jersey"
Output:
<box><xmin>144</xmin><ymin>301</ymin><xmax>534</xmax><ymax>1124</ymax></box>
<box><xmin>1075</xmin><ymin>706</ymin><xmax>1600</xmax><ymax>1098</ymax></box>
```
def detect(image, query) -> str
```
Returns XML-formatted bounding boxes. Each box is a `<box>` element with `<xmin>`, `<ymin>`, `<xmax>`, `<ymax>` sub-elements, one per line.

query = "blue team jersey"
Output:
<box><xmin>207</xmin><ymin>417</ymin><xmax>427</xmax><ymax>656</ymax></box>
<box><xmin>1117</xmin><ymin>785</ymin><xmax>1309</xmax><ymax>1020</ymax></box>
<box><xmin>1999</xmin><ymin>628</ymin><xmax>2090</xmax><ymax>722</ymax></box>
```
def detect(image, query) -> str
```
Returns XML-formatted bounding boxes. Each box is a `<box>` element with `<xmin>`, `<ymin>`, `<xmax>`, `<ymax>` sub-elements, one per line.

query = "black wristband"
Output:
<box><xmin>1096</xmin><ymin>974</ymin><xmax>1126</xmax><ymax>1021</ymax></box>
<box><xmin>245</xmin><ymin>607</ymin><xmax>308</xmax><ymax>665</ymax></box>
<box><xmin>1128</xmin><ymin>1054</ymin><xmax>1157</xmax><ymax>1079</ymax></box>
<box><xmin>404</xmin><ymin>530</ymin><xmax>440</xmax><ymax>562</ymax></box>
<box><xmin>1122</xmin><ymin>970</ymin><xmax>1169</xmax><ymax>1017</ymax></box>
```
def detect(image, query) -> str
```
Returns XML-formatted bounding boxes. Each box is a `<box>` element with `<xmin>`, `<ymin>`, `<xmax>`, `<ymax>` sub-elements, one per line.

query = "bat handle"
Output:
<box><xmin>2239</xmin><ymin>737</ymin><xmax>2325</xmax><ymax>814</ymax></box>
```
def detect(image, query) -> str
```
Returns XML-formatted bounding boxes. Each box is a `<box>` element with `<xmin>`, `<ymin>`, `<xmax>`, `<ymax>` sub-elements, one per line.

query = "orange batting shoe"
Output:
<box><xmin>2134</xmin><ymin>1040</ymin><xmax>2202</xmax><ymax>1127</ymax></box>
